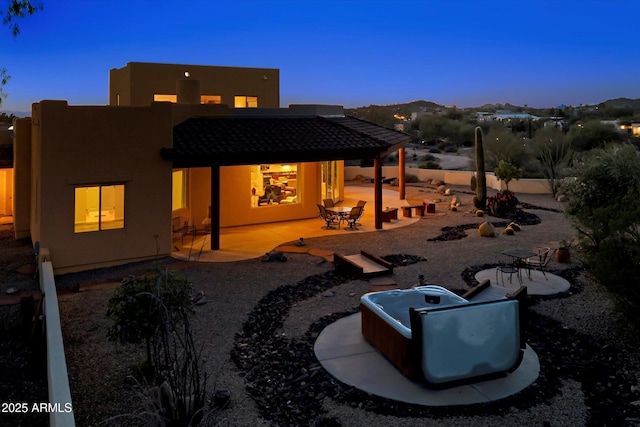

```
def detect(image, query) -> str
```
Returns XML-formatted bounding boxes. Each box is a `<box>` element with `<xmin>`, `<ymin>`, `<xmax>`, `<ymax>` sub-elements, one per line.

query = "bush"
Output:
<box><xmin>405</xmin><ymin>173</ymin><xmax>420</xmax><ymax>183</ymax></box>
<box><xmin>563</xmin><ymin>144</ymin><xmax>640</xmax><ymax>317</ymax></box>
<box><xmin>418</xmin><ymin>161</ymin><xmax>441</xmax><ymax>169</ymax></box>
<box><xmin>487</xmin><ymin>190</ymin><xmax>519</xmax><ymax>218</ymax></box>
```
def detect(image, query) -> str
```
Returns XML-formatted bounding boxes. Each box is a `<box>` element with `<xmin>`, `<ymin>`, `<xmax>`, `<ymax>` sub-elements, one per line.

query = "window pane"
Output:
<box><xmin>247</xmin><ymin>96</ymin><xmax>258</xmax><ymax>108</ymax></box>
<box><xmin>101</xmin><ymin>185</ymin><xmax>125</xmax><ymax>230</ymax></box>
<box><xmin>154</xmin><ymin>94</ymin><xmax>177</xmax><ymax>103</ymax></box>
<box><xmin>234</xmin><ymin>96</ymin><xmax>246</xmax><ymax>108</ymax></box>
<box><xmin>254</xmin><ymin>164</ymin><xmax>298</xmax><ymax>206</ymax></box>
<box><xmin>74</xmin><ymin>184</ymin><xmax>125</xmax><ymax>233</ymax></box>
<box><xmin>74</xmin><ymin>187</ymin><xmax>99</xmax><ymax>233</ymax></box>
<box><xmin>201</xmin><ymin>95</ymin><xmax>221</xmax><ymax>104</ymax></box>
<box><xmin>172</xmin><ymin>170</ymin><xmax>187</xmax><ymax>211</ymax></box>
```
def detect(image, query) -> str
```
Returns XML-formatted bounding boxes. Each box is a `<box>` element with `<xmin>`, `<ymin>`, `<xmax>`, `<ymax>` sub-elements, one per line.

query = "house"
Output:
<box><xmin>11</xmin><ymin>62</ymin><xmax>409</xmax><ymax>273</ymax></box>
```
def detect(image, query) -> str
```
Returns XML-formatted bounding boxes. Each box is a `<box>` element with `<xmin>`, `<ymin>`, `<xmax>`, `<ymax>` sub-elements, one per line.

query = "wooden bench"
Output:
<box><xmin>401</xmin><ymin>205</ymin><xmax>426</xmax><ymax>218</ymax></box>
<box><xmin>381</xmin><ymin>207</ymin><xmax>398</xmax><ymax>222</ymax></box>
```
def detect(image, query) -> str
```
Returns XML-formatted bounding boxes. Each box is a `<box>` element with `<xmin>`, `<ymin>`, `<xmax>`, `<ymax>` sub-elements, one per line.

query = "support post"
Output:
<box><xmin>210</xmin><ymin>165</ymin><xmax>220</xmax><ymax>250</ymax></box>
<box><xmin>374</xmin><ymin>157</ymin><xmax>383</xmax><ymax>230</ymax></box>
<box><xmin>398</xmin><ymin>147</ymin><xmax>406</xmax><ymax>200</ymax></box>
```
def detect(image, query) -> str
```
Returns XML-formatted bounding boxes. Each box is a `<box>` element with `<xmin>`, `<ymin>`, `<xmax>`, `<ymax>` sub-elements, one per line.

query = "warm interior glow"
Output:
<box><xmin>201</xmin><ymin>95</ymin><xmax>222</xmax><ymax>104</ymax></box>
<box><xmin>234</xmin><ymin>95</ymin><xmax>258</xmax><ymax>108</ymax></box>
<box><xmin>154</xmin><ymin>94</ymin><xmax>177</xmax><ymax>102</ymax></box>
<box><xmin>74</xmin><ymin>184</ymin><xmax>125</xmax><ymax>233</ymax></box>
<box><xmin>172</xmin><ymin>170</ymin><xmax>187</xmax><ymax>211</ymax></box>
<box><xmin>251</xmin><ymin>164</ymin><xmax>299</xmax><ymax>206</ymax></box>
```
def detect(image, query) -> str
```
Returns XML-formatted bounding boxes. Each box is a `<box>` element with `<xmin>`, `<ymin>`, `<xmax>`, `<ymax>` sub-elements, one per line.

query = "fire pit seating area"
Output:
<box><xmin>360</xmin><ymin>280</ymin><xmax>527</xmax><ymax>387</ymax></box>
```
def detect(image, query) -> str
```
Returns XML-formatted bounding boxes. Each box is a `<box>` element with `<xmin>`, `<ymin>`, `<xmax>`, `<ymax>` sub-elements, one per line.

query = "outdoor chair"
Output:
<box><xmin>525</xmin><ymin>247</ymin><xmax>553</xmax><ymax>279</ymax></box>
<box><xmin>317</xmin><ymin>204</ymin><xmax>338</xmax><ymax>229</ymax></box>
<box><xmin>355</xmin><ymin>200</ymin><xmax>366</xmax><ymax>224</ymax></box>
<box><xmin>345</xmin><ymin>206</ymin><xmax>363</xmax><ymax>230</ymax></box>
<box><xmin>496</xmin><ymin>262</ymin><xmax>520</xmax><ymax>286</ymax></box>
<box><xmin>323</xmin><ymin>199</ymin><xmax>335</xmax><ymax>208</ymax></box>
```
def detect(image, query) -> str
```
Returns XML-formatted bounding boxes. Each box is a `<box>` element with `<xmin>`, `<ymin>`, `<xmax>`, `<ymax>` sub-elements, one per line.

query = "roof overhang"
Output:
<box><xmin>165</xmin><ymin>115</ymin><xmax>410</xmax><ymax>168</ymax></box>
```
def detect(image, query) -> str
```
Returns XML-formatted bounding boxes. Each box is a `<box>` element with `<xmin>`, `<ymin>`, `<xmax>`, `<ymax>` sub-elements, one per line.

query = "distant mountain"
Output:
<box><xmin>601</xmin><ymin>98</ymin><xmax>640</xmax><ymax>109</ymax></box>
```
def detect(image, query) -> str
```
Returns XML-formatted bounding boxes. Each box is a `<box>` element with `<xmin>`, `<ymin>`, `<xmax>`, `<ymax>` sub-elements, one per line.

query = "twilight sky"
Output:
<box><xmin>1</xmin><ymin>0</ymin><xmax>639</xmax><ymax>113</ymax></box>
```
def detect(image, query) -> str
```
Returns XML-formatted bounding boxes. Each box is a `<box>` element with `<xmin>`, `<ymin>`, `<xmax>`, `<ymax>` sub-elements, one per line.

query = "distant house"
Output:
<box><xmin>10</xmin><ymin>62</ymin><xmax>409</xmax><ymax>273</ymax></box>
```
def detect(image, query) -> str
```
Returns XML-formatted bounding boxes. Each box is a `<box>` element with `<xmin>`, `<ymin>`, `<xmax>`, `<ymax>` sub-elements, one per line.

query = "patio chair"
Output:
<box><xmin>496</xmin><ymin>262</ymin><xmax>520</xmax><ymax>286</ymax></box>
<box><xmin>317</xmin><ymin>204</ymin><xmax>338</xmax><ymax>229</ymax></box>
<box><xmin>525</xmin><ymin>247</ymin><xmax>553</xmax><ymax>279</ymax></box>
<box><xmin>345</xmin><ymin>206</ymin><xmax>363</xmax><ymax>230</ymax></box>
<box><xmin>323</xmin><ymin>199</ymin><xmax>335</xmax><ymax>208</ymax></box>
<box><xmin>355</xmin><ymin>200</ymin><xmax>366</xmax><ymax>224</ymax></box>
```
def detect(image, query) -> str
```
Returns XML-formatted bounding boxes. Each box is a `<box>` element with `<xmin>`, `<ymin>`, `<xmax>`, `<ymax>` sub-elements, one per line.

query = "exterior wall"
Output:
<box><xmin>186</xmin><ymin>163</ymin><xmax>322</xmax><ymax>228</ymax></box>
<box><xmin>109</xmin><ymin>62</ymin><xmax>280</xmax><ymax>108</ymax></box>
<box><xmin>31</xmin><ymin>100</ymin><xmax>174</xmax><ymax>273</ymax></box>
<box><xmin>13</xmin><ymin>118</ymin><xmax>31</xmax><ymax>238</ymax></box>
<box><xmin>345</xmin><ymin>166</ymin><xmax>553</xmax><ymax>195</ymax></box>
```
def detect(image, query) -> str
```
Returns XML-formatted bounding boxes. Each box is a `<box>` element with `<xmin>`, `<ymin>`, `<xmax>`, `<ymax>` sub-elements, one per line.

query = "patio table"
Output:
<box><xmin>500</xmin><ymin>249</ymin><xmax>536</xmax><ymax>284</ymax></box>
<box><xmin>327</xmin><ymin>206</ymin><xmax>353</xmax><ymax>228</ymax></box>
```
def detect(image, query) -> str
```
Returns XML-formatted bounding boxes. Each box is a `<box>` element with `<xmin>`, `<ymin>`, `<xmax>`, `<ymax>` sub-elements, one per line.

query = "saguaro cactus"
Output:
<box><xmin>473</xmin><ymin>126</ymin><xmax>487</xmax><ymax>210</ymax></box>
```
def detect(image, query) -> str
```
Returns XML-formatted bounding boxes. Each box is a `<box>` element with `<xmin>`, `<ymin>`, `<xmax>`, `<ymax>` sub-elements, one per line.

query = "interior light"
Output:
<box><xmin>184</xmin><ymin>71</ymin><xmax>190</xmax><ymax>78</ymax></box>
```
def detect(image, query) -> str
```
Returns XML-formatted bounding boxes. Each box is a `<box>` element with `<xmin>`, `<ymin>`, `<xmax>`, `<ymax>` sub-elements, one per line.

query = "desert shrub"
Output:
<box><xmin>487</xmin><ymin>190</ymin><xmax>519</xmax><ymax>218</ymax></box>
<box><xmin>563</xmin><ymin>144</ymin><xmax>640</xmax><ymax>317</ymax></box>
<box><xmin>418</xmin><ymin>161</ymin><xmax>441</xmax><ymax>169</ymax></box>
<box><xmin>405</xmin><ymin>173</ymin><xmax>420</xmax><ymax>183</ymax></box>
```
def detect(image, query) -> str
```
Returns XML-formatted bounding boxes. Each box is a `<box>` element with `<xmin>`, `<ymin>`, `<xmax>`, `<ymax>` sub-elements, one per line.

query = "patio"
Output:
<box><xmin>171</xmin><ymin>185</ymin><xmax>422</xmax><ymax>262</ymax></box>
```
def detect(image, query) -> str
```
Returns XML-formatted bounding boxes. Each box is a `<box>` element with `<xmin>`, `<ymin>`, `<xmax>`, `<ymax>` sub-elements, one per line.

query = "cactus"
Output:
<box><xmin>473</xmin><ymin>127</ymin><xmax>487</xmax><ymax>210</ymax></box>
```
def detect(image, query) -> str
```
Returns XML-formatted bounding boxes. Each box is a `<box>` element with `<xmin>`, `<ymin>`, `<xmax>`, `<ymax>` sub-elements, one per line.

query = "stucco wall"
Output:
<box><xmin>109</xmin><ymin>62</ymin><xmax>280</xmax><ymax>108</ymax></box>
<box><xmin>186</xmin><ymin>163</ymin><xmax>322</xmax><ymax>228</ymax></box>
<box><xmin>32</xmin><ymin>100</ymin><xmax>174</xmax><ymax>273</ymax></box>
<box><xmin>345</xmin><ymin>166</ymin><xmax>553</xmax><ymax>195</ymax></box>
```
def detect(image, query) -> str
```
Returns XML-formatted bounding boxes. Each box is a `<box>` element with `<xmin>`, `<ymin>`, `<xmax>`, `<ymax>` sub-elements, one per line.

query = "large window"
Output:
<box><xmin>251</xmin><ymin>164</ymin><xmax>299</xmax><ymax>206</ymax></box>
<box><xmin>74</xmin><ymin>185</ymin><xmax>125</xmax><ymax>233</ymax></box>
<box><xmin>172</xmin><ymin>170</ymin><xmax>188</xmax><ymax>211</ymax></box>
<box><xmin>234</xmin><ymin>96</ymin><xmax>258</xmax><ymax>108</ymax></box>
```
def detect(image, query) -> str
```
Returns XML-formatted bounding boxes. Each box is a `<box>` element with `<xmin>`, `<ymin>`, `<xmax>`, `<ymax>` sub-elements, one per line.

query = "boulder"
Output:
<box><xmin>437</xmin><ymin>185</ymin><xmax>446</xmax><ymax>194</ymax></box>
<box><xmin>475</xmin><ymin>209</ymin><xmax>484</xmax><ymax>217</ymax></box>
<box><xmin>503</xmin><ymin>226</ymin><xmax>515</xmax><ymax>235</ymax></box>
<box><xmin>508</xmin><ymin>222</ymin><xmax>521</xmax><ymax>232</ymax></box>
<box><xmin>478</xmin><ymin>222</ymin><xmax>495</xmax><ymax>237</ymax></box>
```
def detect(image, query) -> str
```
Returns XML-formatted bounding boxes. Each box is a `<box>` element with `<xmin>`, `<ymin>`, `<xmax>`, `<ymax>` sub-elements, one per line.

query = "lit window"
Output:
<box><xmin>172</xmin><ymin>170</ymin><xmax>188</xmax><ymax>211</ymax></box>
<box><xmin>201</xmin><ymin>95</ymin><xmax>222</xmax><ymax>104</ymax></box>
<box><xmin>74</xmin><ymin>185</ymin><xmax>125</xmax><ymax>233</ymax></box>
<box><xmin>234</xmin><ymin>96</ymin><xmax>258</xmax><ymax>108</ymax></box>
<box><xmin>251</xmin><ymin>164</ymin><xmax>298</xmax><ymax>206</ymax></box>
<box><xmin>154</xmin><ymin>94</ymin><xmax>177</xmax><ymax>103</ymax></box>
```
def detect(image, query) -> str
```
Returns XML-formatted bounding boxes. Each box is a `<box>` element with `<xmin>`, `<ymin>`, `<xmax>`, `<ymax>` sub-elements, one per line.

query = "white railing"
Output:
<box><xmin>39</xmin><ymin>249</ymin><xmax>76</xmax><ymax>427</ymax></box>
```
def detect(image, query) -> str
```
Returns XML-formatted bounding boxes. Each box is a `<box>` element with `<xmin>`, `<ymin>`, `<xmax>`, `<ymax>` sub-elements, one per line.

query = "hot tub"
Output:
<box><xmin>360</xmin><ymin>284</ymin><xmax>525</xmax><ymax>386</ymax></box>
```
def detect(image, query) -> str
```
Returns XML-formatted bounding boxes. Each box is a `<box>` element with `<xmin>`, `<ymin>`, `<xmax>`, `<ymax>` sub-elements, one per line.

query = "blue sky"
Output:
<box><xmin>1</xmin><ymin>0</ymin><xmax>639</xmax><ymax>113</ymax></box>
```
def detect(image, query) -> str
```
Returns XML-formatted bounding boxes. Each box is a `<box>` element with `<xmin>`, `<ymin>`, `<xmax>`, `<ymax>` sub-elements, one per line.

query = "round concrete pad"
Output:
<box><xmin>475</xmin><ymin>268</ymin><xmax>570</xmax><ymax>295</ymax></box>
<box><xmin>314</xmin><ymin>313</ymin><xmax>539</xmax><ymax>406</ymax></box>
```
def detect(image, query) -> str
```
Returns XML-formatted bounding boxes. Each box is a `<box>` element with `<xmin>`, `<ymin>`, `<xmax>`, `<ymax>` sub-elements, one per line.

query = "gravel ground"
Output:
<box><xmin>3</xmin><ymin>185</ymin><xmax>640</xmax><ymax>426</ymax></box>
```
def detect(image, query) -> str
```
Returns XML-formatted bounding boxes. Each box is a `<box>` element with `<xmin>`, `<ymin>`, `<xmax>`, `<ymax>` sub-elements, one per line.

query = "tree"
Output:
<box><xmin>0</xmin><ymin>0</ymin><xmax>42</xmax><ymax>107</ymax></box>
<box><xmin>566</xmin><ymin>120</ymin><xmax>625</xmax><ymax>151</ymax></box>
<box><xmin>563</xmin><ymin>144</ymin><xmax>640</xmax><ymax>317</ymax></box>
<box><xmin>494</xmin><ymin>160</ymin><xmax>522</xmax><ymax>191</ymax></box>
<box><xmin>534</xmin><ymin>131</ymin><xmax>572</xmax><ymax>197</ymax></box>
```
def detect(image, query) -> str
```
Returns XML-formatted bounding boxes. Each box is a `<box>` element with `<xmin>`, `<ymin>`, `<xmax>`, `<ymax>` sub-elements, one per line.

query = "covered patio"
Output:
<box><xmin>171</xmin><ymin>185</ymin><xmax>420</xmax><ymax>262</ymax></box>
<box><xmin>165</xmin><ymin>106</ymin><xmax>412</xmax><ymax>253</ymax></box>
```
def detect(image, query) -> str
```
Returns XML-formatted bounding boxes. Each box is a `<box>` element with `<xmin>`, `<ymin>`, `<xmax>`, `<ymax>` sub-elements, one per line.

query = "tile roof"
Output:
<box><xmin>167</xmin><ymin>116</ymin><xmax>409</xmax><ymax>167</ymax></box>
